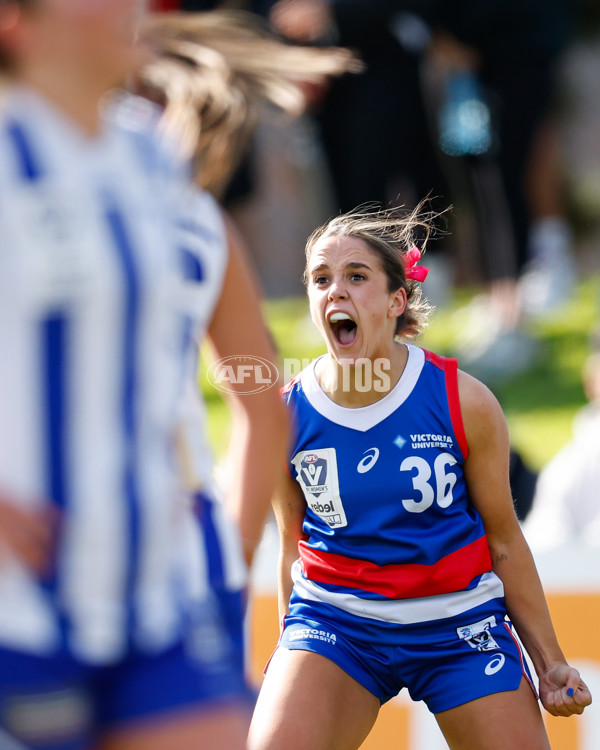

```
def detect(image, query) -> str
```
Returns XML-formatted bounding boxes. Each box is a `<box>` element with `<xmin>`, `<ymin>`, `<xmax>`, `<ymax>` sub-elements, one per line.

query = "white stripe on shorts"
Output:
<box><xmin>291</xmin><ymin>562</ymin><xmax>505</xmax><ymax>625</ymax></box>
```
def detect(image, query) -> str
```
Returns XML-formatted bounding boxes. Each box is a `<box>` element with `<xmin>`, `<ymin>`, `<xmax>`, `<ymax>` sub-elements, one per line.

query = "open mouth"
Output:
<box><xmin>329</xmin><ymin>312</ymin><xmax>358</xmax><ymax>347</ymax></box>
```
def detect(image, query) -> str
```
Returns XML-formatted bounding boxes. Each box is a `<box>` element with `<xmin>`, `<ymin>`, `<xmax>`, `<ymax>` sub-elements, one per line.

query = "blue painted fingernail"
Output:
<box><xmin>567</xmin><ymin>688</ymin><xmax>574</xmax><ymax>697</ymax></box>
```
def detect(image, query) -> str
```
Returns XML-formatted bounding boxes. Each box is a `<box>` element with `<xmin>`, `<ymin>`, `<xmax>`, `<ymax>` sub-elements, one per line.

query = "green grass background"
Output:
<box><xmin>201</xmin><ymin>276</ymin><xmax>600</xmax><ymax>471</ymax></box>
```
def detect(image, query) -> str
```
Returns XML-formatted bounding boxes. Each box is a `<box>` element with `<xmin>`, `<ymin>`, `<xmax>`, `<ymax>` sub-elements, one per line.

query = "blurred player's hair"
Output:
<box><xmin>137</xmin><ymin>10</ymin><xmax>359</xmax><ymax>198</ymax></box>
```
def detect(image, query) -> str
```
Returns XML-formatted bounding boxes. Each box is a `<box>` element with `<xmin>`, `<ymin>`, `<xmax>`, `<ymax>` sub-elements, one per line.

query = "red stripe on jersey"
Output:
<box><xmin>281</xmin><ymin>374</ymin><xmax>301</xmax><ymax>396</ymax></box>
<box><xmin>423</xmin><ymin>350</ymin><xmax>468</xmax><ymax>460</ymax></box>
<box><xmin>298</xmin><ymin>535</ymin><xmax>492</xmax><ymax>599</ymax></box>
<box><xmin>444</xmin><ymin>357</ymin><xmax>469</xmax><ymax>460</ymax></box>
<box><xmin>423</xmin><ymin>349</ymin><xmax>446</xmax><ymax>370</ymax></box>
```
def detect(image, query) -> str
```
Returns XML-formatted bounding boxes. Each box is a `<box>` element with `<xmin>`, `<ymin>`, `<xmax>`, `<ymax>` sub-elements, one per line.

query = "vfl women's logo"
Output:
<box><xmin>300</xmin><ymin>454</ymin><xmax>328</xmax><ymax>497</ymax></box>
<box><xmin>292</xmin><ymin>448</ymin><xmax>347</xmax><ymax>528</ymax></box>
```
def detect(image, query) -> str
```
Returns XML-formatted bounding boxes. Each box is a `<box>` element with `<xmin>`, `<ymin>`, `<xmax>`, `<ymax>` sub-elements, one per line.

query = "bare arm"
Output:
<box><xmin>272</xmin><ymin>470</ymin><xmax>306</xmax><ymax>621</ymax></box>
<box><xmin>0</xmin><ymin>497</ymin><xmax>54</xmax><ymax>575</ymax></box>
<box><xmin>207</xmin><ymin>212</ymin><xmax>289</xmax><ymax>567</ymax></box>
<box><xmin>459</xmin><ymin>370</ymin><xmax>592</xmax><ymax>717</ymax></box>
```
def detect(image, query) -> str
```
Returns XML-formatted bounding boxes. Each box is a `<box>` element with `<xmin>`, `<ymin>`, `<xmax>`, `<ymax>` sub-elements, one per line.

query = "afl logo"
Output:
<box><xmin>304</xmin><ymin>454</ymin><xmax>319</xmax><ymax>464</ymax></box>
<box><xmin>357</xmin><ymin>448</ymin><xmax>380</xmax><ymax>474</ymax></box>
<box><xmin>207</xmin><ymin>355</ymin><xmax>279</xmax><ymax>395</ymax></box>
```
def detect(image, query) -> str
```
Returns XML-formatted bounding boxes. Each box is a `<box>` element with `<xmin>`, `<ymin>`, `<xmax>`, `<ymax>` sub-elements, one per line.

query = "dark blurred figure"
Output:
<box><xmin>259</xmin><ymin>0</ymin><xmax>456</xmax><ymax>309</ymax></box>
<box><xmin>181</xmin><ymin>1</ymin><xmax>449</xmax><ymax>218</ymax></box>
<box><xmin>433</xmin><ymin>0</ymin><xmax>576</xmax><ymax>285</ymax></box>
<box><xmin>509</xmin><ymin>449</ymin><xmax>538</xmax><ymax>522</ymax></box>
<box><xmin>162</xmin><ymin>1</ymin><xmax>455</xmax><ymax>305</ymax></box>
<box><xmin>424</xmin><ymin>0</ymin><xmax>580</xmax><ymax>381</ymax></box>
<box><xmin>263</xmin><ymin>1</ymin><xmax>447</xmax><ymax>215</ymax></box>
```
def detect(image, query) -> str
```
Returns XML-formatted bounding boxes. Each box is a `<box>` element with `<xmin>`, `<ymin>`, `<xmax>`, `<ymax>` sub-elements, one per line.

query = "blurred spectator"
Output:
<box><xmin>262</xmin><ymin>0</ymin><xmax>455</xmax><ymax>306</ymax></box>
<box><xmin>509</xmin><ymin>448</ymin><xmax>538</xmax><ymax>523</ymax></box>
<box><xmin>522</xmin><ymin>346</ymin><xmax>600</xmax><ymax>551</ymax></box>
<box><xmin>157</xmin><ymin>2</ymin><xmax>458</xmax><ymax>306</ymax></box>
<box><xmin>428</xmin><ymin>0</ymin><xmax>578</xmax><ymax>380</ymax></box>
<box><xmin>264</xmin><ymin>1</ymin><xmax>446</xmax><ymax>208</ymax></box>
<box><xmin>432</xmin><ymin>0</ymin><xmax>576</xmax><ymax>281</ymax></box>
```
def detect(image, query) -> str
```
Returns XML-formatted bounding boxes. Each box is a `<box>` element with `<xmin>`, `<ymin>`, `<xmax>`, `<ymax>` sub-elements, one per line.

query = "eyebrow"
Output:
<box><xmin>310</xmin><ymin>261</ymin><xmax>372</xmax><ymax>274</ymax></box>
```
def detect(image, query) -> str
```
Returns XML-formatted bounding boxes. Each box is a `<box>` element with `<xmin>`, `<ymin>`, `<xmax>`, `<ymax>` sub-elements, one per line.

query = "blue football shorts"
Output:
<box><xmin>277</xmin><ymin>594</ymin><xmax>537</xmax><ymax>714</ymax></box>
<box><xmin>0</xmin><ymin>609</ymin><xmax>252</xmax><ymax>750</ymax></box>
<box><xmin>0</xmin><ymin>489</ymin><xmax>253</xmax><ymax>750</ymax></box>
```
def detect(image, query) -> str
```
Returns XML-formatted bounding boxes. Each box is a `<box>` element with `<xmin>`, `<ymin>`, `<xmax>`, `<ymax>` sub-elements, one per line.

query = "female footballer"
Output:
<box><xmin>248</xmin><ymin>205</ymin><xmax>591</xmax><ymax>750</ymax></box>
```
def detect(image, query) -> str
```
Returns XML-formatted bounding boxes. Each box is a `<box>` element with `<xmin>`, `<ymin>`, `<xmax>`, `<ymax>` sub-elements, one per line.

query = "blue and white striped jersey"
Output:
<box><xmin>171</xmin><ymin>185</ymin><xmax>247</xmax><ymax>610</ymax></box>
<box><xmin>174</xmin><ymin>187</ymin><xmax>229</xmax><ymax>492</ymax></box>
<box><xmin>0</xmin><ymin>85</ymin><xmax>233</xmax><ymax>664</ymax></box>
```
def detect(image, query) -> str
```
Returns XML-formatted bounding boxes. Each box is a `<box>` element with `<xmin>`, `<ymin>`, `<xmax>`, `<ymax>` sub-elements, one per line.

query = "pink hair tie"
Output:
<box><xmin>404</xmin><ymin>246</ymin><xmax>429</xmax><ymax>282</ymax></box>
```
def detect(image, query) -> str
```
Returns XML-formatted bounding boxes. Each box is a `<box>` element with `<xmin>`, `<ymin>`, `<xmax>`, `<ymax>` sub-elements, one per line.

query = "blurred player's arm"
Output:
<box><xmin>207</xmin><ymin>212</ymin><xmax>289</xmax><ymax>568</ymax></box>
<box><xmin>271</xmin><ymin>470</ymin><xmax>305</xmax><ymax>621</ymax></box>
<box><xmin>0</xmin><ymin>498</ymin><xmax>53</xmax><ymax>574</ymax></box>
<box><xmin>459</xmin><ymin>370</ymin><xmax>591</xmax><ymax>717</ymax></box>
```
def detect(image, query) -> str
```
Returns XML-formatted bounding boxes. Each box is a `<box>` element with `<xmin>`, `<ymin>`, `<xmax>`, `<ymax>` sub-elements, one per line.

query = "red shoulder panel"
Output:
<box><xmin>280</xmin><ymin>373</ymin><xmax>301</xmax><ymax>396</ymax></box>
<box><xmin>443</xmin><ymin>357</ymin><xmax>469</xmax><ymax>460</ymax></box>
<box><xmin>423</xmin><ymin>349</ymin><xmax>468</xmax><ymax>459</ymax></box>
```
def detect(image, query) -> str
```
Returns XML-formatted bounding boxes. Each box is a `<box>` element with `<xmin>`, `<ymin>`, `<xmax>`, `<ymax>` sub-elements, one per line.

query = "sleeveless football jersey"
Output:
<box><xmin>0</xmin><ymin>86</ymin><xmax>244</xmax><ymax>664</ymax></box>
<box><xmin>282</xmin><ymin>345</ymin><xmax>504</xmax><ymax>625</ymax></box>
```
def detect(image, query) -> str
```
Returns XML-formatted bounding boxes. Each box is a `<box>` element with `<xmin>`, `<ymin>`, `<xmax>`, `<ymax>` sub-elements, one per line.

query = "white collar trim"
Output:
<box><xmin>300</xmin><ymin>344</ymin><xmax>425</xmax><ymax>431</ymax></box>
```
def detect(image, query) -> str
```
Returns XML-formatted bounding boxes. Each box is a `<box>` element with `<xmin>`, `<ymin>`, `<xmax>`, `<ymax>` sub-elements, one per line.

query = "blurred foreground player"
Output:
<box><xmin>0</xmin><ymin>1</ymin><xmax>252</xmax><ymax>748</ymax></box>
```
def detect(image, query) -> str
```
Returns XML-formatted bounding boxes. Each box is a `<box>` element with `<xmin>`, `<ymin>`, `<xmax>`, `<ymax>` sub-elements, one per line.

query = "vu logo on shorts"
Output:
<box><xmin>456</xmin><ymin>616</ymin><xmax>499</xmax><ymax>651</ymax></box>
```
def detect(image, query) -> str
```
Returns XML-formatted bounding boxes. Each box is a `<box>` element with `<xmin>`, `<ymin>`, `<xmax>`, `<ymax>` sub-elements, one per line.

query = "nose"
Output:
<box><xmin>328</xmin><ymin>277</ymin><xmax>348</xmax><ymax>301</ymax></box>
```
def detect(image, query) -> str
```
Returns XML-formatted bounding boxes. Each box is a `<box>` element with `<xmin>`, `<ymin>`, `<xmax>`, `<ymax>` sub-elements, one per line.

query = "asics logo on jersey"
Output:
<box><xmin>357</xmin><ymin>448</ymin><xmax>380</xmax><ymax>473</ymax></box>
<box><xmin>484</xmin><ymin>654</ymin><xmax>506</xmax><ymax>676</ymax></box>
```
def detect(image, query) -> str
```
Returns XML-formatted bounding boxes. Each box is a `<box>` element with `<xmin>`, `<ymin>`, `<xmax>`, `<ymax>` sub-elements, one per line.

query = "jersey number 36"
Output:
<box><xmin>400</xmin><ymin>452</ymin><xmax>458</xmax><ymax>513</ymax></box>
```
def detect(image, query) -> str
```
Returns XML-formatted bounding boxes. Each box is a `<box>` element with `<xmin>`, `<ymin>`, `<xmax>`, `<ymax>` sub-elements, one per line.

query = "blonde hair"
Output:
<box><xmin>305</xmin><ymin>202</ymin><xmax>443</xmax><ymax>339</ymax></box>
<box><xmin>137</xmin><ymin>11</ymin><xmax>360</xmax><ymax>198</ymax></box>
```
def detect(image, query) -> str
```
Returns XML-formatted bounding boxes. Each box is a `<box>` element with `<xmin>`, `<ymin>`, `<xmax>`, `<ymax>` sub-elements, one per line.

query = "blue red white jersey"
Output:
<box><xmin>0</xmin><ymin>85</ymin><xmax>242</xmax><ymax>664</ymax></box>
<box><xmin>282</xmin><ymin>345</ymin><xmax>504</xmax><ymax>626</ymax></box>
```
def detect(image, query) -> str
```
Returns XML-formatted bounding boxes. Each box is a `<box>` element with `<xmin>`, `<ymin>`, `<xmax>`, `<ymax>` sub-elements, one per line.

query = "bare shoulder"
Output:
<box><xmin>456</xmin><ymin>369</ymin><xmax>508</xmax><ymax>445</ymax></box>
<box><xmin>457</xmin><ymin>368</ymin><xmax>499</xmax><ymax>412</ymax></box>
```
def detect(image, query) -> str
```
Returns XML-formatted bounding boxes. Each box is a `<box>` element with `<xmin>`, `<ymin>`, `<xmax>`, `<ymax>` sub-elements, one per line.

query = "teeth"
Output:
<box><xmin>329</xmin><ymin>312</ymin><xmax>352</xmax><ymax>322</ymax></box>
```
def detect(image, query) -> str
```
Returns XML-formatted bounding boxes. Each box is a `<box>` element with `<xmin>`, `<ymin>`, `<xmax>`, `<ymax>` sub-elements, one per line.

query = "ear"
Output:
<box><xmin>388</xmin><ymin>287</ymin><xmax>407</xmax><ymax>320</ymax></box>
<box><xmin>0</xmin><ymin>4</ymin><xmax>26</xmax><ymax>65</ymax></box>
